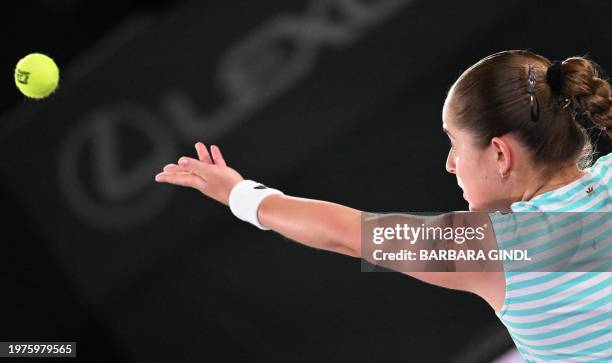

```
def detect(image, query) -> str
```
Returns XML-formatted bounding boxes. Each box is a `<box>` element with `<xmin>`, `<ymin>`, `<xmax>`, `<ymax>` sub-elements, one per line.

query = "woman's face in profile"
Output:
<box><xmin>442</xmin><ymin>96</ymin><xmax>510</xmax><ymax>212</ymax></box>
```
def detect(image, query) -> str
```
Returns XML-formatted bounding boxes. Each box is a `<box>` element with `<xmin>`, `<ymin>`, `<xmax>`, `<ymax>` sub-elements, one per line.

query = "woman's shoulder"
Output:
<box><xmin>589</xmin><ymin>152</ymin><xmax>611</xmax><ymax>177</ymax></box>
<box><xmin>509</xmin><ymin>152</ymin><xmax>611</xmax><ymax>212</ymax></box>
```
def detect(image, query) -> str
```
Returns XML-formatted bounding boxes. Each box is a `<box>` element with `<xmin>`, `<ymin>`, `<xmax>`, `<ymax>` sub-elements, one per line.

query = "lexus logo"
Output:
<box><xmin>56</xmin><ymin>0</ymin><xmax>412</xmax><ymax>231</ymax></box>
<box><xmin>57</xmin><ymin>103</ymin><xmax>176</xmax><ymax>230</ymax></box>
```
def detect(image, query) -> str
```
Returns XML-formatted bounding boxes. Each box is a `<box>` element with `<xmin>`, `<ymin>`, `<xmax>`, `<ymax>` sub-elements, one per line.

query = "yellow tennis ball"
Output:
<box><xmin>14</xmin><ymin>53</ymin><xmax>60</xmax><ymax>99</ymax></box>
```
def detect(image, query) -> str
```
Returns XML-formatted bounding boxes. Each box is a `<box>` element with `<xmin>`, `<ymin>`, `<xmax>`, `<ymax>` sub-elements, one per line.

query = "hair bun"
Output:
<box><xmin>561</xmin><ymin>56</ymin><xmax>612</xmax><ymax>137</ymax></box>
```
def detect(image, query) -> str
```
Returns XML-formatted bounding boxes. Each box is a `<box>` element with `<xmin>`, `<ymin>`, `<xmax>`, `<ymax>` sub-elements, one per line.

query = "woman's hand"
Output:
<box><xmin>155</xmin><ymin>142</ymin><xmax>244</xmax><ymax>206</ymax></box>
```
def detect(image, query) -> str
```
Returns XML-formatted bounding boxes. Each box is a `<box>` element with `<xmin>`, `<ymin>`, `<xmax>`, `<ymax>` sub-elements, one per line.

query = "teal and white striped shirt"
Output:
<box><xmin>488</xmin><ymin>152</ymin><xmax>611</xmax><ymax>362</ymax></box>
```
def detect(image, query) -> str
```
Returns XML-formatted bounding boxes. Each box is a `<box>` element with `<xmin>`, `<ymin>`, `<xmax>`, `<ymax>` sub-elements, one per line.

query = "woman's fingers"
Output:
<box><xmin>155</xmin><ymin>144</ymin><xmax>227</xmax><ymax>188</ymax></box>
<box><xmin>163</xmin><ymin>164</ymin><xmax>179</xmax><ymax>172</ymax></box>
<box><xmin>195</xmin><ymin>142</ymin><xmax>213</xmax><ymax>164</ymax></box>
<box><xmin>155</xmin><ymin>171</ymin><xmax>206</xmax><ymax>190</ymax></box>
<box><xmin>211</xmin><ymin>145</ymin><xmax>227</xmax><ymax>167</ymax></box>
<box><xmin>177</xmin><ymin>157</ymin><xmax>210</xmax><ymax>179</ymax></box>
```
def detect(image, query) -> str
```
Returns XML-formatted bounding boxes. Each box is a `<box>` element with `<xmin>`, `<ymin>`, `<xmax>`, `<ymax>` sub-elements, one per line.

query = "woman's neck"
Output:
<box><xmin>519</xmin><ymin>164</ymin><xmax>586</xmax><ymax>202</ymax></box>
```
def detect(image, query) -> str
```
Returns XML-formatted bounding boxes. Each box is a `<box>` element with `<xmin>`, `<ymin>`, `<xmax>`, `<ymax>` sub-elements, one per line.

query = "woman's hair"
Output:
<box><xmin>449</xmin><ymin>50</ymin><xmax>611</xmax><ymax>171</ymax></box>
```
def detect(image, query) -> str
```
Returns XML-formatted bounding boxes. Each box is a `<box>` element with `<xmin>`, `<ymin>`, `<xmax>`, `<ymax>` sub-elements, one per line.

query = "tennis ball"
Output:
<box><xmin>14</xmin><ymin>53</ymin><xmax>60</xmax><ymax>99</ymax></box>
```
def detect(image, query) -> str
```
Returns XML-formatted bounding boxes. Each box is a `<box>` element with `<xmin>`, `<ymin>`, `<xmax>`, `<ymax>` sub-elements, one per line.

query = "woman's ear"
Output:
<box><xmin>490</xmin><ymin>136</ymin><xmax>512</xmax><ymax>177</ymax></box>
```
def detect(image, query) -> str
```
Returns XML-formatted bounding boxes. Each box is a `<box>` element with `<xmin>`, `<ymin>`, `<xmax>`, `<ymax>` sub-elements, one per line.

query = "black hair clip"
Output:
<box><xmin>546</xmin><ymin>60</ymin><xmax>571</xmax><ymax>110</ymax></box>
<box><xmin>528</xmin><ymin>64</ymin><xmax>540</xmax><ymax>122</ymax></box>
<box><xmin>546</xmin><ymin>60</ymin><xmax>564</xmax><ymax>94</ymax></box>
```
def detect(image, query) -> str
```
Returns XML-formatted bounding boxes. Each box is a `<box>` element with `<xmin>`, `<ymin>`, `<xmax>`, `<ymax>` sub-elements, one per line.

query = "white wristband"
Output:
<box><xmin>228</xmin><ymin>180</ymin><xmax>284</xmax><ymax>230</ymax></box>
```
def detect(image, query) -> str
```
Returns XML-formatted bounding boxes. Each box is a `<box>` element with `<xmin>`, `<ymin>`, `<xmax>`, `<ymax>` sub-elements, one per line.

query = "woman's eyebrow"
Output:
<box><xmin>442</xmin><ymin>127</ymin><xmax>454</xmax><ymax>138</ymax></box>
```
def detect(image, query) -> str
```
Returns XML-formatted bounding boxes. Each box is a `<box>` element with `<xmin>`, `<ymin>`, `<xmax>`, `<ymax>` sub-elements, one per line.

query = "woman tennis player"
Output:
<box><xmin>155</xmin><ymin>50</ymin><xmax>611</xmax><ymax>362</ymax></box>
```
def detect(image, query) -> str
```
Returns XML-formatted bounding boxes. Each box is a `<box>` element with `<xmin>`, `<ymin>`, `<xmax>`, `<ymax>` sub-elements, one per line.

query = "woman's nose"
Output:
<box><xmin>446</xmin><ymin>151</ymin><xmax>456</xmax><ymax>174</ymax></box>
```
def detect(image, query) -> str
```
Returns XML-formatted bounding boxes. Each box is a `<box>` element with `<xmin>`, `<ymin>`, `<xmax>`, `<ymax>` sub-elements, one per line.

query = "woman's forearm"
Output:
<box><xmin>153</xmin><ymin>145</ymin><xmax>362</xmax><ymax>256</ymax></box>
<box><xmin>257</xmin><ymin>194</ymin><xmax>362</xmax><ymax>257</ymax></box>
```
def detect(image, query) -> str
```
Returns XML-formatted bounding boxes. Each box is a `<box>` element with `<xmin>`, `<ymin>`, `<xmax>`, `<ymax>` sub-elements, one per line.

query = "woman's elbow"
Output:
<box><xmin>330</xmin><ymin>242</ymin><xmax>361</xmax><ymax>258</ymax></box>
<box><xmin>334</xmin><ymin>220</ymin><xmax>361</xmax><ymax>258</ymax></box>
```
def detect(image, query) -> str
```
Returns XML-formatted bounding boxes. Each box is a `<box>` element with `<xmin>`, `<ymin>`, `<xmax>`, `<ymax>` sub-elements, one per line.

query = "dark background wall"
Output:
<box><xmin>0</xmin><ymin>1</ymin><xmax>610</xmax><ymax>362</ymax></box>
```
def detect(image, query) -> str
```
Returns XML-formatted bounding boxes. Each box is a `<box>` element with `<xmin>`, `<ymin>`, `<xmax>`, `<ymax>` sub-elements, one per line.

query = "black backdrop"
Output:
<box><xmin>0</xmin><ymin>0</ymin><xmax>610</xmax><ymax>361</ymax></box>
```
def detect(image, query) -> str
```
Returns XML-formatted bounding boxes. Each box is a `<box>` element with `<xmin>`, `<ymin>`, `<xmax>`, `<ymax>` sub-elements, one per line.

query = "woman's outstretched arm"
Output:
<box><xmin>154</xmin><ymin>142</ymin><xmax>500</xmax><ymax>304</ymax></box>
<box><xmin>154</xmin><ymin>142</ymin><xmax>362</xmax><ymax>257</ymax></box>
